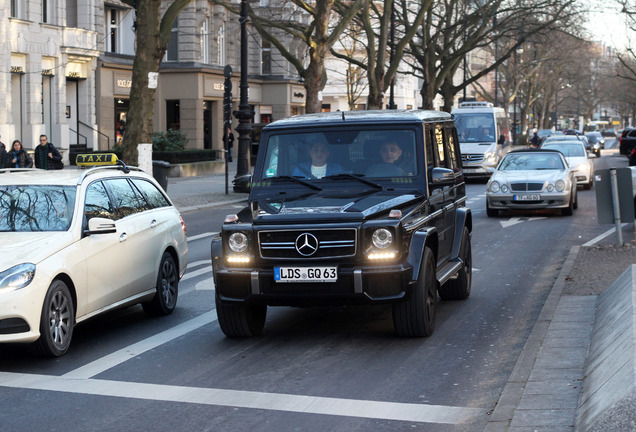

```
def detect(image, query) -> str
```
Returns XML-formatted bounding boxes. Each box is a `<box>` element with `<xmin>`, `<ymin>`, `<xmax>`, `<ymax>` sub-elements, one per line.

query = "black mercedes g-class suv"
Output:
<box><xmin>211</xmin><ymin>110</ymin><xmax>472</xmax><ymax>338</ymax></box>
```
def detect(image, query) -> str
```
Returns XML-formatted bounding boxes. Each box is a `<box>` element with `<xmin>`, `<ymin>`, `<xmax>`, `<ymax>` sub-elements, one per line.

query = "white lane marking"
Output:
<box><xmin>583</xmin><ymin>223</ymin><xmax>630</xmax><ymax>246</ymax></box>
<box><xmin>188</xmin><ymin>232</ymin><xmax>218</xmax><ymax>242</ymax></box>
<box><xmin>195</xmin><ymin>278</ymin><xmax>214</xmax><ymax>291</ymax></box>
<box><xmin>182</xmin><ymin>265</ymin><xmax>212</xmax><ymax>282</ymax></box>
<box><xmin>499</xmin><ymin>216</ymin><xmax>546</xmax><ymax>228</ymax></box>
<box><xmin>0</xmin><ymin>372</ymin><xmax>482</xmax><ymax>424</ymax></box>
<box><xmin>62</xmin><ymin>311</ymin><xmax>216</xmax><ymax>380</ymax></box>
<box><xmin>188</xmin><ymin>259</ymin><xmax>211</xmax><ymax>268</ymax></box>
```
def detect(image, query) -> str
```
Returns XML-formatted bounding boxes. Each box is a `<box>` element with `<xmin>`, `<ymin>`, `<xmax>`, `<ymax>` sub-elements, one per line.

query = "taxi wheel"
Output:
<box><xmin>439</xmin><ymin>227</ymin><xmax>471</xmax><ymax>300</ymax></box>
<box><xmin>33</xmin><ymin>280</ymin><xmax>75</xmax><ymax>357</ymax></box>
<box><xmin>392</xmin><ymin>247</ymin><xmax>437</xmax><ymax>337</ymax></box>
<box><xmin>215</xmin><ymin>294</ymin><xmax>266</xmax><ymax>338</ymax></box>
<box><xmin>143</xmin><ymin>252</ymin><xmax>179</xmax><ymax>316</ymax></box>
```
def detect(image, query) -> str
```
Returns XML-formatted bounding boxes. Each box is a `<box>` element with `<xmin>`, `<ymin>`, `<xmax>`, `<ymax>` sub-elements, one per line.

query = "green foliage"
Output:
<box><xmin>152</xmin><ymin>129</ymin><xmax>187</xmax><ymax>152</ymax></box>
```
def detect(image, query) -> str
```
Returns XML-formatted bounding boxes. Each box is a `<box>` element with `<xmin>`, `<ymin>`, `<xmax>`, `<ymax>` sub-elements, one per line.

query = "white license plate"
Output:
<box><xmin>513</xmin><ymin>194</ymin><xmax>540</xmax><ymax>201</ymax></box>
<box><xmin>274</xmin><ymin>267</ymin><xmax>337</xmax><ymax>283</ymax></box>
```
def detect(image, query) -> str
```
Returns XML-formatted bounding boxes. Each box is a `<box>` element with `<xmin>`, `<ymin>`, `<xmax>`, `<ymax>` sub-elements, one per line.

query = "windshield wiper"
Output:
<box><xmin>322</xmin><ymin>173</ymin><xmax>383</xmax><ymax>189</ymax></box>
<box><xmin>268</xmin><ymin>176</ymin><xmax>322</xmax><ymax>191</ymax></box>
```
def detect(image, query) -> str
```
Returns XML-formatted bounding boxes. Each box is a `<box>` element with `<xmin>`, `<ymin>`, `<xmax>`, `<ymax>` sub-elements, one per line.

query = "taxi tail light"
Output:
<box><xmin>180</xmin><ymin>216</ymin><xmax>187</xmax><ymax>235</ymax></box>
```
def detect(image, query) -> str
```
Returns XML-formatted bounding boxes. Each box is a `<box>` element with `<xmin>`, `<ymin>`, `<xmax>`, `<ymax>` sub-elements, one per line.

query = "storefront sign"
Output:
<box><xmin>291</xmin><ymin>86</ymin><xmax>306</xmax><ymax>104</ymax></box>
<box><xmin>114</xmin><ymin>73</ymin><xmax>133</xmax><ymax>95</ymax></box>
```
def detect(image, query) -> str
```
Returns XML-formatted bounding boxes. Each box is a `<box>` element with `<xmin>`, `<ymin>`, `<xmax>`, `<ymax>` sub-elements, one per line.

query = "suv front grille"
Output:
<box><xmin>461</xmin><ymin>154</ymin><xmax>484</xmax><ymax>162</ymax></box>
<box><xmin>259</xmin><ymin>228</ymin><xmax>356</xmax><ymax>259</ymax></box>
<box><xmin>510</xmin><ymin>182</ymin><xmax>544</xmax><ymax>192</ymax></box>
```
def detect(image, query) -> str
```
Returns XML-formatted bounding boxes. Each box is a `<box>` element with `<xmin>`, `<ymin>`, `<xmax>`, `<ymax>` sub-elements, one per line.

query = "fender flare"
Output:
<box><xmin>210</xmin><ymin>235</ymin><xmax>223</xmax><ymax>283</ymax></box>
<box><xmin>407</xmin><ymin>227</ymin><xmax>437</xmax><ymax>282</ymax></box>
<box><xmin>450</xmin><ymin>207</ymin><xmax>472</xmax><ymax>259</ymax></box>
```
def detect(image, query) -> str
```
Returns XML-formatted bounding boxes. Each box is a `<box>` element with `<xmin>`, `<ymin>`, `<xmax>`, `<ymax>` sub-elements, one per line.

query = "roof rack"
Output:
<box><xmin>458</xmin><ymin>101</ymin><xmax>494</xmax><ymax>108</ymax></box>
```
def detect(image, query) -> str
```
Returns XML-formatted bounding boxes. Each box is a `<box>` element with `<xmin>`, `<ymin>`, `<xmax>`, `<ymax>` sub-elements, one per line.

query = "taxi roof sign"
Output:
<box><xmin>76</xmin><ymin>153</ymin><xmax>118</xmax><ymax>166</ymax></box>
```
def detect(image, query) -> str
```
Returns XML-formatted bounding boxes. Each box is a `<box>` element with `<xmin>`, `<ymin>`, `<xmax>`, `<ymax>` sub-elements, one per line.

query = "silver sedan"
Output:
<box><xmin>486</xmin><ymin>149</ymin><xmax>578</xmax><ymax>217</ymax></box>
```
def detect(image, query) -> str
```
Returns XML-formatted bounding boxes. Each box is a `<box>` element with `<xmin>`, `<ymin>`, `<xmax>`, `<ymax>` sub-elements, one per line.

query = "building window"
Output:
<box><xmin>216</xmin><ymin>23</ymin><xmax>225</xmax><ymax>65</ymax></box>
<box><xmin>166</xmin><ymin>100</ymin><xmax>180</xmax><ymax>130</ymax></box>
<box><xmin>201</xmin><ymin>19</ymin><xmax>209</xmax><ymax>64</ymax></box>
<box><xmin>66</xmin><ymin>0</ymin><xmax>77</xmax><ymax>27</ymax></box>
<box><xmin>43</xmin><ymin>0</ymin><xmax>56</xmax><ymax>23</ymax></box>
<box><xmin>261</xmin><ymin>39</ymin><xmax>271</xmax><ymax>75</ymax></box>
<box><xmin>11</xmin><ymin>0</ymin><xmax>24</xmax><ymax>19</ymax></box>
<box><xmin>167</xmin><ymin>20</ymin><xmax>179</xmax><ymax>61</ymax></box>
<box><xmin>106</xmin><ymin>9</ymin><xmax>119</xmax><ymax>53</ymax></box>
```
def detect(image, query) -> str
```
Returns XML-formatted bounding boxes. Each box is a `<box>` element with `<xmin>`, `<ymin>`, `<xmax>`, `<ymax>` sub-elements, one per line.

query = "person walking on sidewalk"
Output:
<box><xmin>34</xmin><ymin>135</ymin><xmax>63</xmax><ymax>170</ymax></box>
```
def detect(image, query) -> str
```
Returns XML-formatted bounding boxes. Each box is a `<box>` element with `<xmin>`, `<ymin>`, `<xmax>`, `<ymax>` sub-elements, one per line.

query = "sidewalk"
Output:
<box><xmin>166</xmin><ymin>159</ymin><xmax>247</xmax><ymax>213</ymax></box>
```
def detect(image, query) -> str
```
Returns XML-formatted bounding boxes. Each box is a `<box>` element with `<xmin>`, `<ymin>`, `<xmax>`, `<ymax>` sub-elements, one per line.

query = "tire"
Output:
<box><xmin>33</xmin><ymin>280</ymin><xmax>74</xmax><ymax>357</ymax></box>
<box><xmin>216</xmin><ymin>294</ymin><xmax>267</xmax><ymax>338</ymax></box>
<box><xmin>142</xmin><ymin>252</ymin><xmax>179</xmax><ymax>316</ymax></box>
<box><xmin>562</xmin><ymin>189</ymin><xmax>575</xmax><ymax>216</ymax></box>
<box><xmin>439</xmin><ymin>228</ymin><xmax>472</xmax><ymax>300</ymax></box>
<box><xmin>573</xmin><ymin>189</ymin><xmax>578</xmax><ymax>209</ymax></box>
<box><xmin>486</xmin><ymin>201</ymin><xmax>498</xmax><ymax>217</ymax></box>
<box><xmin>392</xmin><ymin>247</ymin><xmax>437</xmax><ymax>337</ymax></box>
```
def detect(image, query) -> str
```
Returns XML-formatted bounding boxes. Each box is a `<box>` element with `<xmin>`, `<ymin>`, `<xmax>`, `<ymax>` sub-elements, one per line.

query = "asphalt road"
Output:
<box><xmin>0</xmin><ymin>142</ymin><xmax>627</xmax><ymax>432</ymax></box>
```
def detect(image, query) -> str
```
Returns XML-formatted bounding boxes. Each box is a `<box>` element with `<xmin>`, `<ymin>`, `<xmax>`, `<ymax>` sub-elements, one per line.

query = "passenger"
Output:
<box><xmin>292</xmin><ymin>141</ymin><xmax>343</xmax><ymax>179</ymax></box>
<box><xmin>6</xmin><ymin>140</ymin><xmax>33</xmax><ymax>168</ymax></box>
<box><xmin>366</xmin><ymin>141</ymin><xmax>412</xmax><ymax>176</ymax></box>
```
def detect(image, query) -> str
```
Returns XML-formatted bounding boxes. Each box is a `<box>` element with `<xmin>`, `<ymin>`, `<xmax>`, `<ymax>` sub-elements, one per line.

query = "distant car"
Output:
<box><xmin>0</xmin><ymin>155</ymin><xmax>188</xmax><ymax>356</ymax></box>
<box><xmin>562</xmin><ymin>129</ymin><xmax>580</xmax><ymax>135</ymax></box>
<box><xmin>584</xmin><ymin>131</ymin><xmax>604</xmax><ymax>157</ymax></box>
<box><xmin>601</xmin><ymin>129</ymin><xmax>617</xmax><ymax>138</ymax></box>
<box><xmin>544</xmin><ymin>134</ymin><xmax>593</xmax><ymax>154</ymax></box>
<box><xmin>537</xmin><ymin>129</ymin><xmax>555</xmax><ymax>143</ymax></box>
<box><xmin>486</xmin><ymin>149</ymin><xmax>578</xmax><ymax>217</ymax></box>
<box><xmin>540</xmin><ymin>140</ymin><xmax>594</xmax><ymax>189</ymax></box>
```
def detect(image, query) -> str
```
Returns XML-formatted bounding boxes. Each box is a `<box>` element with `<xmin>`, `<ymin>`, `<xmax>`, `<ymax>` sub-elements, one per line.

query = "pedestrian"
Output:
<box><xmin>6</xmin><ymin>140</ymin><xmax>33</xmax><ymax>168</ymax></box>
<box><xmin>227</xmin><ymin>127</ymin><xmax>234</xmax><ymax>162</ymax></box>
<box><xmin>0</xmin><ymin>134</ymin><xmax>5</xmax><ymax>152</ymax></box>
<box><xmin>530</xmin><ymin>129</ymin><xmax>540</xmax><ymax>148</ymax></box>
<box><xmin>0</xmin><ymin>138</ymin><xmax>7</xmax><ymax>168</ymax></box>
<box><xmin>34</xmin><ymin>134</ymin><xmax>64</xmax><ymax>170</ymax></box>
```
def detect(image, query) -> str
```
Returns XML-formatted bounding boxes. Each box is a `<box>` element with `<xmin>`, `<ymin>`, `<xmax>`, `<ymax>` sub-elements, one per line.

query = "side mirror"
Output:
<box><xmin>86</xmin><ymin>217</ymin><xmax>117</xmax><ymax>235</ymax></box>
<box><xmin>431</xmin><ymin>167</ymin><xmax>455</xmax><ymax>184</ymax></box>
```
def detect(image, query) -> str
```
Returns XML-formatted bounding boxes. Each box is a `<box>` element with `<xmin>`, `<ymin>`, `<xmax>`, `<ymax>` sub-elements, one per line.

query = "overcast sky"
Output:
<box><xmin>587</xmin><ymin>0</ymin><xmax>633</xmax><ymax>50</ymax></box>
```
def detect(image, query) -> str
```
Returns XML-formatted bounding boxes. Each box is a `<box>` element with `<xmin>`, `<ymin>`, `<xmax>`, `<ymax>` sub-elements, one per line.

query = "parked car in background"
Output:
<box><xmin>486</xmin><ymin>149</ymin><xmax>578</xmax><ymax>217</ymax></box>
<box><xmin>540</xmin><ymin>140</ymin><xmax>594</xmax><ymax>189</ymax></box>
<box><xmin>0</xmin><ymin>155</ymin><xmax>188</xmax><ymax>356</ymax></box>
<box><xmin>619</xmin><ymin>128</ymin><xmax>636</xmax><ymax>155</ymax></box>
<box><xmin>584</xmin><ymin>131</ymin><xmax>604</xmax><ymax>157</ymax></box>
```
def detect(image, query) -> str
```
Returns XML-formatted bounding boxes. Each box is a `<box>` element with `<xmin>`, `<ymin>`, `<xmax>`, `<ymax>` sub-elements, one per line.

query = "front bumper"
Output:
<box><xmin>0</xmin><ymin>281</ymin><xmax>46</xmax><ymax>344</ymax></box>
<box><xmin>461</xmin><ymin>163</ymin><xmax>496</xmax><ymax>177</ymax></box>
<box><xmin>487</xmin><ymin>191</ymin><xmax>571</xmax><ymax>210</ymax></box>
<box><xmin>215</xmin><ymin>262</ymin><xmax>415</xmax><ymax>306</ymax></box>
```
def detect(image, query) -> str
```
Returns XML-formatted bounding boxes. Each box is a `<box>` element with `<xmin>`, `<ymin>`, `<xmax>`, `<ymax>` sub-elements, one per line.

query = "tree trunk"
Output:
<box><xmin>121</xmin><ymin>0</ymin><xmax>164</xmax><ymax>166</ymax></box>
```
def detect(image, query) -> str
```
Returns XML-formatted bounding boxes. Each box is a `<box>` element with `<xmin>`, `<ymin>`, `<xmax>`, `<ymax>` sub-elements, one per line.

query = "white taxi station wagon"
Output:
<box><xmin>0</xmin><ymin>154</ymin><xmax>188</xmax><ymax>356</ymax></box>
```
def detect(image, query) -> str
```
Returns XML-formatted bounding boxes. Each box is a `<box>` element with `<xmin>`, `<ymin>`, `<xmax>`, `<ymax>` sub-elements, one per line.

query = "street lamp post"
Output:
<box><xmin>233</xmin><ymin>0</ymin><xmax>253</xmax><ymax>192</ymax></box>
<box><xmin>388</xmin><ymin>6</ymin><xmax>397</xmax><ymax>110</ymax></box>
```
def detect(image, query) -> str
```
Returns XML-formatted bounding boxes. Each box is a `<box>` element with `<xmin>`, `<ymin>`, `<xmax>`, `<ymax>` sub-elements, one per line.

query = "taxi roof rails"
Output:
<box><xmin>116</xmin><ymin>159</ymin><xmax>130</xmax><ymax>173</ymax></box>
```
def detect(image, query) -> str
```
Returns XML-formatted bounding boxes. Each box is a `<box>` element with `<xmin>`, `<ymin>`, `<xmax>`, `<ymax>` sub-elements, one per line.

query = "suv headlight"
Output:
<box><xmin>372</xmin><ymin>228</ymin><xmax>393</xmax><ymax>249</ymax></box>
<box><xmin>229</xmin><ymin>232</ymin><xmax>248</xmax><ymax>253</ymax></box>
<box><xmin>0</xmin><ymin>263</ymin><xmax>36</xmax><ymax>292</ymax></box>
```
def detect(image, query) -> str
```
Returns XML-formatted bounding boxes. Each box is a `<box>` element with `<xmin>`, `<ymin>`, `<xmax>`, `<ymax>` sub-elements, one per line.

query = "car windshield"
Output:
<box><xmin>499</xmin><ymin>153</ymin><xmax>565</xmax><ymax>171</ymax></box>
<box><xmin>542</xmin><ymin>143</ymin><xmax>585</xmax><ymax>157</ymax></box>
<box><xmin>453</xmin><ymin>113</ymin><xmax>495</xmax><ymax>143</ymax></box>
<box><xmin>259</xmin><ymin>129</ymin><xmax>418</xmax><ymax>181</ymax></box>
<box><xmin>0</xmin><ymin>185</ymin><xmax>76</xmax><ymax>232</ymax></box>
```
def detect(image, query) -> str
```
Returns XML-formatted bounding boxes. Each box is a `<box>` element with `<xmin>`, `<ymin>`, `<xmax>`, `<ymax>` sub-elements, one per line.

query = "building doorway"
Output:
<box><xmin>203</xmin><ymin>100</ymin><xmax>212</xmax><ymax>149</ymax></box>
<box><xmin>114</xmin><ymin>98</ymin><xmax>129</xmax><ymax>147</ymax></box>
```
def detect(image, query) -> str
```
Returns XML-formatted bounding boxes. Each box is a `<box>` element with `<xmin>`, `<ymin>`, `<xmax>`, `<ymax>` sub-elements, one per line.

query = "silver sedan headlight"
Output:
<box><xmin>0</xmin><ymin>263</ymin><xmax>36</xmax><ymax>292</ymax></box>
<box><xmin>489</xmin><ymin>181</ymin><xmax>500</xmax><ymax>193</ymax></box>
<box><xmin>555</xmin><ymin>180</ymin><xmax>566</xmax><ymax>192</ymax></box>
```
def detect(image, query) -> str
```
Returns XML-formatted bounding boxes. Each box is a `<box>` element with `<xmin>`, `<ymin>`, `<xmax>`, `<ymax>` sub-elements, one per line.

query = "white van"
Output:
<box><xmin>451</xmin><ymin>102</ymin><xmax>511</xmax><ymax>178</ymax></box>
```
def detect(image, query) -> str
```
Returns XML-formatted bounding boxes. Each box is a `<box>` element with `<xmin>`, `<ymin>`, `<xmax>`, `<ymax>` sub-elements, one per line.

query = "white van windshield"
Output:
<box><xmin>454</xmin><ymin>113</ymin><xmax>496</xmax><ymax>144</ymax></box>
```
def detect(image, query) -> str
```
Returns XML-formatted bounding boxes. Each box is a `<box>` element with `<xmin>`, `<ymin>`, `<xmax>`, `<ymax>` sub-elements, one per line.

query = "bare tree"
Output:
<box><xmin>120</xmin><ymin>0</ymin><xmax>194</xmax><ymax>166</ymax></box>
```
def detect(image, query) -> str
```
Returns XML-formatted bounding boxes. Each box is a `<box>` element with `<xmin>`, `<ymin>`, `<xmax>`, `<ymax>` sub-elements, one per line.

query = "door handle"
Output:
<box><xmin>119</xmin><ymin>233</ymin><xmax>128</xmax><ymax>243</ymax></box>
<box><xmin>150</xmin><ymin>219</ymin><xmax>158</xmax><ymax>229</ymax></box>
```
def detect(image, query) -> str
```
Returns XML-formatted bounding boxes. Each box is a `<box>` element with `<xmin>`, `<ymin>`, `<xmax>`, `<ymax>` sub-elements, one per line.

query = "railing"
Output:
<box><xmin>69</xmin><ymin>128</ymin><xmax>87</xmax><ymax>146</ymax></box>
<box><xmin>79</xmin><ymin>120</ymin><xmax>110</xmax><ymax>150</ymax></box>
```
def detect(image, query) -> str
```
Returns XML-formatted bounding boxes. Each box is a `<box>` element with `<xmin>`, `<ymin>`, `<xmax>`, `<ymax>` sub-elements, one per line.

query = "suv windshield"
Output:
<box><xmin>259</xmin><ymin>129</ymin><xmax>418</xmax><ymax>181</ymax></box>
<box><xmin>0</xmin><ymin>185</ymin><xmax>76</xmax><ymax>232</ymax></box>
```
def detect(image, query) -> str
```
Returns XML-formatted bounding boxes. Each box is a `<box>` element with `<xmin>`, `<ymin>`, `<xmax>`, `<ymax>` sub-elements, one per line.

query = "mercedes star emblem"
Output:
<box><xmin>295</xmin><ymin>233</ymin><xmax>319</xmax><ymax>256</ymax></box>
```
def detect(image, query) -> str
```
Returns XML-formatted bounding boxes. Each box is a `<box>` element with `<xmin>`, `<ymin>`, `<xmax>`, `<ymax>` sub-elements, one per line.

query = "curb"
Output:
<box><xmin>485</xmin><ymin>245</ymin><xmax>581</xmax><ymax>431</ymax></box>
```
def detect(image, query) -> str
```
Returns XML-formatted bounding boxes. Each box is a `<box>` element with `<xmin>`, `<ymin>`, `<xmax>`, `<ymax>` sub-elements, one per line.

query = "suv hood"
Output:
<box><xmin>251</xmin><ymin>190</ymin><xmax>422</xmax><ymax>224</ymax></box>
<box><xmin>0</xmin><ymin>232</ymin><xmax>72</xmax><ymax>270</ymax></box>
